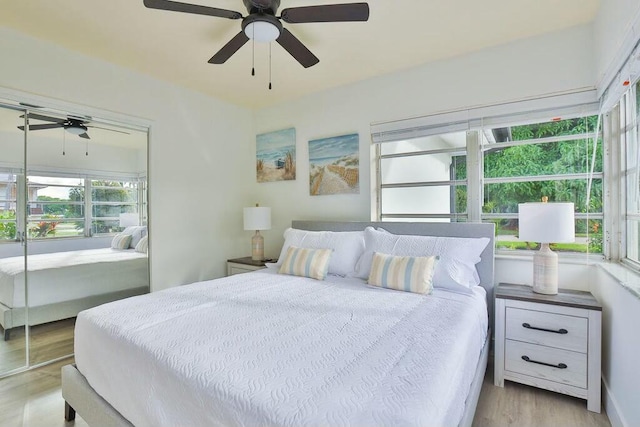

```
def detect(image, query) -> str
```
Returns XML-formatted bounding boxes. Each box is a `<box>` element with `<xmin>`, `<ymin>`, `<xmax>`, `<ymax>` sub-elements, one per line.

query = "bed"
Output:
<box><xmin>0</xmin><ymin>247</ymin><xmax>149</xmax><ymax>340</ymax></box>
<box><xmin>62</xmin><ymin>221</ymin><xmax>495</xmax><ymax>427</ymax></box>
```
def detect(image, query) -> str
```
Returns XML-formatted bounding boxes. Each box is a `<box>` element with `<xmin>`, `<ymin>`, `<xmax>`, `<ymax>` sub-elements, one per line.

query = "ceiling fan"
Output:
<box><xmin>17</xmin><ymin>113</ymin><xmax>129</xmax><ymax>140</ymax></box>
<box><xmin>143</xmin><ymin>0</ymin><xmax>370</xmax><ymax>68</ymax></box>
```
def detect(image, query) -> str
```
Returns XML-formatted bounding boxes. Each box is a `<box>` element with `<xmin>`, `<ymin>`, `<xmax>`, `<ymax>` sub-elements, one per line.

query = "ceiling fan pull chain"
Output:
<box><xmin>251</xmin><ymin>26</ymin><xmax>255</xmax><ymax>76</ymax></box>
<box><xmin>62</xmin><ymin>129</ymin><xmax>66</xmax><ymax>156</ymax></box>
<box><xmin>86</xmin><ymin>139</ymin><xmax>89</xmax><ymax>156</ymax></box>
<box><xmin>269</xmin><ymin>42</ymin><xmax>272</xmax><ymax>90</ymax></box>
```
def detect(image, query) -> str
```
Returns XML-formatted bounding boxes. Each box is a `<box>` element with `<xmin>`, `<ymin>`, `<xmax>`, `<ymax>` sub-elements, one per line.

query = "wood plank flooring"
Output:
<box><xmin>0</xmin><ymin>358</ymin><xmax>87</xmax><ymax>427</ymax></box>
<box><xmin>0</xmin><ymin>319</ymin><xmax>75</xmax><ymax>373</ymax></box>
<box><xmin>0</xmin><ymin>356</ymin><xmax>612</xmax><ymax>427</ymax></box>
<box><xmin>474</xmin><ymin>363</ymin><xmax>611</xmax><ymax>427</ymax></box>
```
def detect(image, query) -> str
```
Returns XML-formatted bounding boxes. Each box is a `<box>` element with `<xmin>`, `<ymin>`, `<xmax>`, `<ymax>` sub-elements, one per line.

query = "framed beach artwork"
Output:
<box><xmin>256</xmin><ymin>128</ymin><xmax>296</xmax><ymax>182</ymax></box>
<box><xmin>309</xmin><ymin>133</ymin><xmax>359</xmax><ymax>196</ymax></box>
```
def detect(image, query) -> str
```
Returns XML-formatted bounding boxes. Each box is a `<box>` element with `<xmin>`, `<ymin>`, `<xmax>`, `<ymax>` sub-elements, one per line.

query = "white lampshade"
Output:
<box><xmin>243</xmin><ymin>206</ymin><xmax>271</xmax><ymax>231</ymax></box>
<box><xmin>244</xmin><ymin>21</ymin><xmax>280</xmax><ymax>43</ymax></box>
<box><xmin>518</xmin><ymin>202</ymin><xmax>575</xmax><ymax>243</ymax></box>
<box><xmin>119</xmin><ymin>212</ymin><xmax>139</xmax><ymax>227</ymax></box>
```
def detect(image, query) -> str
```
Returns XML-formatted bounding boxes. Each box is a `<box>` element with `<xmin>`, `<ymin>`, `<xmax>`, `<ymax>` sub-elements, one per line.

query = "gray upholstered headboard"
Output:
<box><xmin>291</xmin><ymin>220</ymin><xmax>496</xmax><ymax>302</ymax></box>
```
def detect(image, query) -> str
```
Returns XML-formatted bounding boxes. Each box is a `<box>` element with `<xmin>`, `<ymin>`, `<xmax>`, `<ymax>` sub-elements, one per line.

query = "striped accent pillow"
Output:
<box><xmin>135</xmin><ymin>235</ymin><xmax>148</xmax><ymax>254</ymax></box>
<box><xmin>368</xmin><ymin>252</ymin><xmax>438</xmax><ymax>294</ymax></box>
<box><xmin>111</xmin><ymin>234</ymin><xmax>132</xmax><ymax>250</ymax></box>
<box><xmin>278</xmin><ymin>246</ymin><xmax>333</xmax><ymax>281</ymax></box>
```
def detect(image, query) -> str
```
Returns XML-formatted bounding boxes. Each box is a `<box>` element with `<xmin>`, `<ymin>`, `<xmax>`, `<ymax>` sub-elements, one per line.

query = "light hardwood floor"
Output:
<box><xmin>0</xmin><ymin>319</ymin><xmax>75</xmax><ymax>373</ymax></box>
<box><xmin>474</xmin><ymin>363</ymin><xmax>611</xmax><ymax>427</ymax></box>
<box><xmin>0</xmin><ymin>357</ymin><xmax>612</xmax><ymax>427</ymax></box>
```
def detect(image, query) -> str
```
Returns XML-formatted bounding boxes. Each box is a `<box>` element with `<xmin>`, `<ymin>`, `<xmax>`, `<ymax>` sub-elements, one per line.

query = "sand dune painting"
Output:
<box><xmin>309</xmin><ymin>133</ymin><xmax>359</xmax><ymax>196</ymax></box>
<box><xmin>256</xmin><ymin>128</ymin><xmax>296</xmax><ymax>183</ymax></box>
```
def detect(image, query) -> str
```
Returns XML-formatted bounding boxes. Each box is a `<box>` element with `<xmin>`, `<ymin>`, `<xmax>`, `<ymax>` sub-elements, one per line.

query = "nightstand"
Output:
<box><xmin>494</xmin><ymin>283</ymin><xmax>602</xmax><ymax>413</ymax></box>
<box><xmin>226</xmin><ymin>257</ymin><xmax>272</xmax><ymax>276</ymax></box>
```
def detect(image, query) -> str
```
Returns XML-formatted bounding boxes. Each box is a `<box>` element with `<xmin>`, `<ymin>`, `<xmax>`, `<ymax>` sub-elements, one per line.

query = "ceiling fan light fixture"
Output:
<box><xmin>245</xmin><ymin>21</ymin><xmax>279</xmax><ymax>42</ymax></box>
<box><xmin>65</xmin><ymin>123</ymin><xmax>87</xmax><ymax>135</ymax></box>
<box><xmin>242</xmin><ymin>14</ymin><xmax>282</xmax><ymax>43</ymax></box>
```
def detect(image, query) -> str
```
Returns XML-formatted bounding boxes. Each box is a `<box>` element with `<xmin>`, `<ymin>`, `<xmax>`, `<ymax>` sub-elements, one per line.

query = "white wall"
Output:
<box><xmin>594</xmin><ymin>0</ymin><xmax>640</xmax><ymax>89</ymax></box>
<box><xmin>591</xmin><ymin>269</ymin><xmax>640</xmax><ymax>427</ymax></box>
<box><xmin>0</xmin><ymin>27</ymin><xmax>254</xmax><ymax>291</ymax></box>
<box><xmin>0</xmin><ymin>130</ymin><xmax>144</xmax><ymax>175</ymax></box>
<box><xmin>253</xmin><ymin>24</ymin><xmax>596</xmax><ymax>259</ymax></box>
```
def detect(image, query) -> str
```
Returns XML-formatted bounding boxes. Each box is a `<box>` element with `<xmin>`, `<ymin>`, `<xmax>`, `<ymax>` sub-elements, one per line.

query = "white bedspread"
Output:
<box><xmin>75</xmin><ymin>270</ymin><xmax>488</xmax><ymax>427</ymax></box>
<box><xmin>0</xmin><ymin>248</ymin><xmax>148</xmax><ymax>308</ymax></box>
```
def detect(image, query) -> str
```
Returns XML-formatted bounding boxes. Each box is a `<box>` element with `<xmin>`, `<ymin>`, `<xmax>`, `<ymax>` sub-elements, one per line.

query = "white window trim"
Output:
<box><xmin>372</xmin><ymin>101</ymin><xmax>603</xmax><ymax>257</ymax></box>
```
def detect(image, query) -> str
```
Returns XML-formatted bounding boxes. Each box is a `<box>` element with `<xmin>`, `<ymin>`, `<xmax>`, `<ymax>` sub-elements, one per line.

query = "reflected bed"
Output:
<box><xmin>0</xmin><ymin>248</ymin><xmax>149</xmax><ymax>340</ymax></box>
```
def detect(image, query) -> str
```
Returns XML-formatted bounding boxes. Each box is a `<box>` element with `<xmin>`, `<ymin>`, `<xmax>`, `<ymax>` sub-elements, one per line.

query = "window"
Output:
<box><xmin>0</xmin><ymin>173</ymin><xmax>18</xmax><ymax>241</ymax></box>
<box><xmin>91</xmin><ymin>179</ymin><xmax>140</xmax><ymax>235</ymax></box>
<box><xmin>622</xmin><ymin>80</ymin><xmax>640</xmax><ymax>263</ymax></box>
<box><xmin>0</xmin><ymin>171</ymin><xmax>145</xmax><ymax>242</ymax></box>
<box><xmin>27</xmin><ymin>175</ymin><xmax>84</xmax><ymax>239</ymax></box>
<box><xmin>375</xmin><ymin>109</ymin><xmax>603</xmax><ymax>254</ymax></box>
<box><xmin>378</xmin><ymin>131</ymin><xmax>468</xmax><ymax>222</ymax></box>
<box><xmin>482</xmin><ymin>116</ymin><xmax>603</xmax><ymax>254</ymax></box>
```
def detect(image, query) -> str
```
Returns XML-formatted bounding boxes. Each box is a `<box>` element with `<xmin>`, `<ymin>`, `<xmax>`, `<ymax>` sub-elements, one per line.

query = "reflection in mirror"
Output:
<box><xmin>0</xmin><ymin>104</ymin><xmax>149</xmax><ymax>373</ymax></box>
<box><xmin>0</xmin><ymin>104</ymin><xmax>27</xmax><ymax>375</ymax></box>
<box><xmin>23</xmin><ymin>112</ymin><xmax>149</xmax><ymax>366</ymax></box>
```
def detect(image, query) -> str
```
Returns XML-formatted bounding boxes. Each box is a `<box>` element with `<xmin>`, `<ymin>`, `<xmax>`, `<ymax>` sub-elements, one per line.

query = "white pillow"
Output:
<box><xmin>271</xmin><ymin>228</ymin><xmax>365</xmax><ymax>277</ymax></box>
<box><xmin>135</xmin><ymin>235</ymin><xmax>148</xmax><ymax>254</ymax></box>
<box><xmin>122</xmin><ymin>226</ymin><xmax>147</xmax><ymax>249</ymax></box>
<box><xmin>355</xmin><ymin>227</ymin><xmax>490</xmax><ymax>291</ymax></box>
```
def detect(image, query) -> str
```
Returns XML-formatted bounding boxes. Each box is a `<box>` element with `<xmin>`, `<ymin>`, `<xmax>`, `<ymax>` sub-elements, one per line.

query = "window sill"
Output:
<box><xmin>597</xmin><ymin>262</ymin><xmax>640</xmax><ymax>300</ymax></box>
<box><xmin>495</xmin><ymin>250</ymin><xmax>605</xmax><ymax>265</ymax></box>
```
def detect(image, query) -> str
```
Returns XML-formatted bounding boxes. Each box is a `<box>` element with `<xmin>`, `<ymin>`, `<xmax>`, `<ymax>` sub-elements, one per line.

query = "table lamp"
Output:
<box><xmin>518</xmin><ymin>199</ymin><xmax>575</xmax><ymax>295</ymax></box>
<box><xmin>243</xmin><ymin>204</ymin><xmax>271</xmax><ymax>261</ymax></box>
<box><xmin>119</xmin><ymin>213</ymin><xmax>139</xmax><ymax>228</ymax></box>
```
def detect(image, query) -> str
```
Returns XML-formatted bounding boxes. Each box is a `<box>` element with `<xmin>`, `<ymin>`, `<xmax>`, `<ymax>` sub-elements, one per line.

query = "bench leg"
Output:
<box><xmin>3</xmin><ymin>328</ymin><xmax>9</xmax><ymax>341</ymax></box>
<box><xmin>65</xmin><ymin>401</ymin><xmax>76</xmax><ymax>421</ymax></box>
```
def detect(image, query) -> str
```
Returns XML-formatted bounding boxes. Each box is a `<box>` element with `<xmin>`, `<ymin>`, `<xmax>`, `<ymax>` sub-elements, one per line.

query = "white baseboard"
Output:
<box><xmin>603</xmin><ymin>377</ymin><xmax>628</xmax><ymax>427</ymax></box>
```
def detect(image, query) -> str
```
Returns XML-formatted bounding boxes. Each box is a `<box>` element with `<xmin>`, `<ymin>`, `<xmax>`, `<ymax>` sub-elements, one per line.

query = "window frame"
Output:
<box><xmin>618</xmin><ymin>79</ymin><xmax>640</xmax><ymax>267</ymax></box>
<box><xmin>0</xmin><ymin>169</ymin><xmax>146</xmax><ymax>242</ymax></box>
<box><xmin>376</xmin><ymin>131</ymin><xmax>472</xmax><ymax>222</ymax></box>
<box><xmin>374</xmin><ymin>106</ymin><xmax>603</xmax><ymax>257</ymax></box>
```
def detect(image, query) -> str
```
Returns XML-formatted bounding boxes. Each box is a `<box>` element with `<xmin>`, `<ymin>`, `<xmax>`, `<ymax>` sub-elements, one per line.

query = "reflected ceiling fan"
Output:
<box><xmin>143</xmin><ymin>0</ymin><xmax>370</xmax><ymax>68</ymax></box>
<box><xmin>17</xmin><ymin>113</ymin><xmax>129</xmax><ymax>140</ymax></box>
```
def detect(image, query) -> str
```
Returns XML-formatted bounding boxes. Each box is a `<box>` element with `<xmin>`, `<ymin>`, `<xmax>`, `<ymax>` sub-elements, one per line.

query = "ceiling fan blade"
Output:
<box><xmin>20</xmin><ymin>113</ymin><xmax>65</xmax><ymax>123</ymax></box>
<box><xmin>143</xmin><ymin>0</ymin><xmax>242</xmax><ymax>19</ymax></box>
<box><xmin>87</xmin><ymin>125</ymin><xmax>130</xmax><ymax>135</ymax></box>
<box><xmin>79</xmin><ymin>133</ymin><xmax>90</xmax><ymax>140</ymax></box>
<box><xmin>276</xmin><ymin>28</ymin><xmax>319</xmax><ymax>68</ymax></box>
<box><xmin>27</xmin><ymin>123</ymin><xmax>64</xmax><ymax>131</ymax></box>
<box><xmin>280</xmin><ymin>3</ymin><xmax>369</xmax><ymax>23</ymax></box>
<box><xmin>208</xmin><ymin>31</ymin><xmax>250</xmax><ymax>64</ymax></box>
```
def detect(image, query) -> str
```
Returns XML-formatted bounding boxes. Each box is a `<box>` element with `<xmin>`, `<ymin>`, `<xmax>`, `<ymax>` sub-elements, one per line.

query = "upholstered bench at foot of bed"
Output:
<box><xmin>62</xmin><ymin>364</ymin><xmax>133</xmax><ymax>427</ymax></box>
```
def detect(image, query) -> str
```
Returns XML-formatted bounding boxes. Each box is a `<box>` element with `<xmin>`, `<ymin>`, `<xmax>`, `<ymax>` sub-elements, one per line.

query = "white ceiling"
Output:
<box><xmin>0</xmin><ymin>0</ymin><xmax>600</xmax><ymax>110</ymax></box>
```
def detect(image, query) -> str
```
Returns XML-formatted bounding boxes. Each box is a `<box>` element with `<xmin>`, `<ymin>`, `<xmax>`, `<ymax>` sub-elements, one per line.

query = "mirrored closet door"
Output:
<box><xmin>0</xmin><ymin>102</ymin><xmax>149</xmax><ymax>375</ymax></box>
<box><xmin>0</xmin><ymin>104</ymin><xmax>28</xmax><ymax>375</ymax></box>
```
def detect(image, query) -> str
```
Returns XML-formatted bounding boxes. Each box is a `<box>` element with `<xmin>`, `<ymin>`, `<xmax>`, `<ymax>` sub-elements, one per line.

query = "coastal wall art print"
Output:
<box><xmin>309</xmin><ymin>133</ymin><xmax>359</xmax><ymax>196</ymax></box>
<box><xmin>256</xmin><ymin>128</ymin><xmax>296</xmax><ymax>183</ymax></box>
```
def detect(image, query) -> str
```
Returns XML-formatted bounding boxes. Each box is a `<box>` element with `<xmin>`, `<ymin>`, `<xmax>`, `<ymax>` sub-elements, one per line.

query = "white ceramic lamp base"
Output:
<box><xmin>251</xmin><ymin>231</ymin><xmax>264</xmax><ymax>261</ymax></box>
<box><xmin>532</xmin><ymin>243</ymin><xmax>558</xmax><ymax>295</ymax></box>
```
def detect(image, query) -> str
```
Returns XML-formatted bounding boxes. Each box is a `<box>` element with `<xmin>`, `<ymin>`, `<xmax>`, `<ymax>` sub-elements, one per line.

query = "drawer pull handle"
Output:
<box><xmin>521</xmin><ymin>355</ymin><xmax>567</xmax><ymax>369</ymax></box>
<box><xmin>522</xmin><ymin>323</ymin><xmax>568</xmax><ymax>334</ymax></box>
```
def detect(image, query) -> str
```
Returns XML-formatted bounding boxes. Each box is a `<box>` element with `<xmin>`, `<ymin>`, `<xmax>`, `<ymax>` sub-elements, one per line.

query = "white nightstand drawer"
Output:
<box><xmin>506</xmin><ymin>307</ymin><xmax>588</xmax><ymax>353</ymax></box>
<box><xmin>505</xmin><ymin>340</ymin><xmax>587</xmax><ymax>389</ymax></box>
